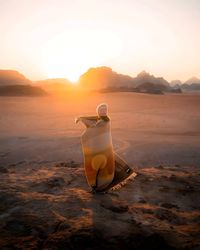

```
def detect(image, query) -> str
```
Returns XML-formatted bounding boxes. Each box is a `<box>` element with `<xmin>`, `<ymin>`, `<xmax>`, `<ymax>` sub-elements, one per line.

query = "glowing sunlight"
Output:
<box><xmin>41</xmin><ymin>29</ymin><xmax>122</xmax><ymax>82</ymax></box>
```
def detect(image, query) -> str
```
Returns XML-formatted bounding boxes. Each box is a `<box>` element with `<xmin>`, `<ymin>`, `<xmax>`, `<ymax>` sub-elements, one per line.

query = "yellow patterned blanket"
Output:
<box><xmin>78</xmin><ymin>115</ymin><xmax>115</xmax><ymax>191</ymax></box>
<box><xmin>76</xmin><ymin>103</ymin><xmax>136</xmax><ymax>192</ymax></box>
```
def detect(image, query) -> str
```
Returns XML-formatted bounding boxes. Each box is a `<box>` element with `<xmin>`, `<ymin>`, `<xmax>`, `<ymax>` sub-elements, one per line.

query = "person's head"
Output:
<box><xmin>96</xmin><ymin>103</ymin><xmax>108</xmax><ymax>117</ymax></box>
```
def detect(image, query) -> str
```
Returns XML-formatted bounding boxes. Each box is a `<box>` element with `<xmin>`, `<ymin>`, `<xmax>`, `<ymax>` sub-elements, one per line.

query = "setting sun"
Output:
<box><xmin>41</xmin><ymin>29</ymin><xmax>122</xmax><ymax>82</ymax></box>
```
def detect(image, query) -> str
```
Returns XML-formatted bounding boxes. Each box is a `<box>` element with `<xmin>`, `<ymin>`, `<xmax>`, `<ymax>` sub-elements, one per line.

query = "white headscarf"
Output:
<box><xmin>96</xmin><ymin>103</ymin><xmax>108</xmax><ymax>116</ymax></box>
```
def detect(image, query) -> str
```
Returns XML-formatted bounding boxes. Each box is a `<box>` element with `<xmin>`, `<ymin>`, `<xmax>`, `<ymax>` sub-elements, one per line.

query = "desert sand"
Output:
<box><xmin>0</xmin><ymin>92</ymin><xmax>200</xmax><ymax>249</ymax></box>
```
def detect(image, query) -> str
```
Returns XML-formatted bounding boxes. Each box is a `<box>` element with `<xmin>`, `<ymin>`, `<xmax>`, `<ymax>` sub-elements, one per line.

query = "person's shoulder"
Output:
<box><xmin>100</xmin><ymin>116</ymin><xmax>110</xmax><ymax>122</ymax></box>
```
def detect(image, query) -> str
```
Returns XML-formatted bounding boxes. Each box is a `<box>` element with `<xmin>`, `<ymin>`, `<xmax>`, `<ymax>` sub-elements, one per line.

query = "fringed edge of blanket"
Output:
<box><xmin>110</xmin><ymin>172</ymin><xmax>137</xmax><ymax>191</ymax></box>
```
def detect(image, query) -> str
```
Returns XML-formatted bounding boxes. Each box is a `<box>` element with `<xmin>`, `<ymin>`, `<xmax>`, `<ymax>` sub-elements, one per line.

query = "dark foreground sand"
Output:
<box><xmin>0</xmin><ymin>161</ymin><xmax>200</xmax><ymax>249</ymax></box>
<box><xmin>0</xmin><ymin>92</ymin><xmax>200</xmax><ymax>249</ymax></box>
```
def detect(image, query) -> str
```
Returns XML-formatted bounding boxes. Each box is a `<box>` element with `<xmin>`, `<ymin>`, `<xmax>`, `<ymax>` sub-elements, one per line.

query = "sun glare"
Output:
<box><xmin>41</xmin><ymin>29</ymin><xmax>122</xmax><ymax>83</ymax></box>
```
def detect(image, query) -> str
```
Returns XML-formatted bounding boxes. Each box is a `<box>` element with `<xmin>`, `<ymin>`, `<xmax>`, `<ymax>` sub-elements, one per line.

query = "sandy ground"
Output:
<box><xmin>0</xmin><ymin>162</ymin><xmax>199</xmax><ymax>249</ymax></box>
<box><xmin>0</xmin><ymin>92</ymin><xmax>200</xmax><ymax>167</ymax></box>
<box><xmin>0</xmin><ymin>92</ymin><xmax>200</xmax><ymax>249</ymax></box>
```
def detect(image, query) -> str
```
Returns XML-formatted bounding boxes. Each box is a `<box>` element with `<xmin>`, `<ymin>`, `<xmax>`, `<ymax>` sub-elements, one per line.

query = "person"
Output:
<box><xmin>76</xmin><ymin>103</ymin><xmax>135</xmax><ymax>193</ymax></box>
<box><xmin>76</xmin><ymin>103</ymin><xmax>115</xmax><ymax>192</ymax></box>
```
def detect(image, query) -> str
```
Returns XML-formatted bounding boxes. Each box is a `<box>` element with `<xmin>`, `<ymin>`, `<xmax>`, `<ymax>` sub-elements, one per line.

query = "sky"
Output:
<box><xmin>0</xmin><ymin>0</ymin><xmax>199</xmax><ymax>82</ymax></box>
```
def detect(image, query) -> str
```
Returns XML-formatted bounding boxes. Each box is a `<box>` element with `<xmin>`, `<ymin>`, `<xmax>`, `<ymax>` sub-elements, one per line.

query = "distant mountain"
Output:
<box><xmin>184</xmin><ymin>77</ymin><xmax>200</xmax><ymax>85</ymax></box>
<box><xmin>0</xmin><ymin>70</ymin><xmax>47</xmax><ymax>96</ymax></box>
<box><xmin>4</xmin><ymin>68</ymin><xmax>200</xmax><ymax>95</ymax></box>
<box><xmin>170</xmin><ymin>80</ymin><xmax>182</xmax><ymax>86</ymax></box>
<box><xmin>36</xmin><ymin>78</ymin><xmax>71</xmax><ymax>86</ymax></box>
<box><xmin>0</xmin><ymin>70</ymin><xmax>31</xmax><ymax>85</ymax></box>
<box><xmin>134</xmin><ymin>82</ymin><xmax>167</xmax><ymax>94</ymax></box>
<box><xmin>169</xmin><ymin>78</ymin><xmax>200</xmax><ymax>92</ymax></box>
<box><xmin>79</xmin><ymin>67</ymin><xmax>134</xmax><ymax>89</ymax></box>
<box><xmin>121</xmin><ymin>71</ymin><xmax>182</xmax><ymax>94</ymax></box>
<box><xmin>181</xmin><ymin>77</ymin><xmax>200</xmax><ymax>91</ymax></box>
<box><xmin>35</xmin><ymin>78</ymin><xmax>72</xmax><ymax>93</ymax></box>
<box><xmin>0</xmin><ymin>85</ymin><xmax>47</xmax><ymax>96</ymax></box>
<box><xmin>133</xmin><ymin>71</ymin><xmax>170</xmax><ymax>88</ymax></box>
<box><xmin>79</xmin><ymin>67</ymin><xmax>170</xmax><ymax>93</ymax></box>
<box><xmin>181</xmin><ymin>83</ymin><xmax>200</xmax><ymax>91</ymax></box>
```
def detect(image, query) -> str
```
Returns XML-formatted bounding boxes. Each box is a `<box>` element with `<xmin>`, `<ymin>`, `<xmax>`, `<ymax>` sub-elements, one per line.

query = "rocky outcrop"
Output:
<box><xmin>181</xmin><ymin>83</ymin><xmax>200</xmax><ymax>91</ymax></box>
<box><xmin>79</xmin><ymin>67</ymin><xmax>170</xmax><ymax>93</ymax></box>
<box><xmin>0</xmin><ymin>70</ymin><xmax>31</xmax><ymax>86</ymax></box>
<box><xmin>170</xmin><ymin>80</ymin><xmax>182</xmax><ymax>87</ymax></box>
<box><xmin>184</xmin><ymin>77</ymin><xmax>200</xmax><ymax>85</ymax></box>
<box><xmin>133</xmin><ymin>71</ymin><xmax>170</xmax><ymax>88</ymax></box>
<box><xmin>79</xmin><ymin>66</ymin><xmax>134</xmax><ymax>90</ymax></box>
<box><xmin>134</xmin><ymin>82</ymin><xmax>167</xmax><ymax>94</ymax></box>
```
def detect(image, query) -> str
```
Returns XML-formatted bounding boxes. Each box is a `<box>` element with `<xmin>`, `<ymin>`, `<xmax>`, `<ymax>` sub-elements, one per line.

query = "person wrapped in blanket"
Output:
<box><xmin>75</xmin><ymin>103</ymin><xmax>133</xmax><ymax>193</ymax></box>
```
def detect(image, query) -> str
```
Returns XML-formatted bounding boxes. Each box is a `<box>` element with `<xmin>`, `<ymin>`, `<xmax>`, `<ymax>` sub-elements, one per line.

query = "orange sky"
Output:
<box><xmin>0</xmin><ymin>0</ymin><xmax>199</xmax><ymax>82</ymax></box>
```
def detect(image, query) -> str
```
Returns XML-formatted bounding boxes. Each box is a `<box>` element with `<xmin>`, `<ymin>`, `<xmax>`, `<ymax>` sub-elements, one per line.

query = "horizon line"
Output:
<box><xmin>0</xmin><ymin>66</ymin><xmax>199</xmax><ymax>84</ymax></box>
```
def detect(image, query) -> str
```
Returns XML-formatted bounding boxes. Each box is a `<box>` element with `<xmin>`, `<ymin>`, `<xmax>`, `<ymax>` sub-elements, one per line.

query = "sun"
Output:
<box><xmin>41</xmin><ymin>29</ymin><xmax>122</xmax><ymax>83</ymax></box>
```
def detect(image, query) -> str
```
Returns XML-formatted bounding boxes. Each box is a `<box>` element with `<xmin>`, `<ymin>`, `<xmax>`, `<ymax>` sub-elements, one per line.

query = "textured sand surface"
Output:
<box><xmin>0</xmin><ymin>92</ymin><xmax>200</xmax><ymax>249</ymax></box>
<box><xmin>0</xmin><ymin>162</ymin><xmax>199</xmax><ymax>249</ymax></box>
